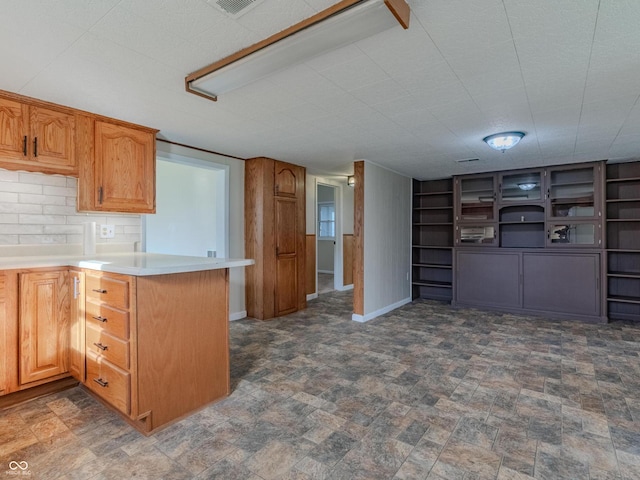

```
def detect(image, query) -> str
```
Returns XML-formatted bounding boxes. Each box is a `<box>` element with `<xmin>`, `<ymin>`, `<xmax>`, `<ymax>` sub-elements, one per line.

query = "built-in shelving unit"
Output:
<box><xmin>606</xmin><ymin>161</ymin><xmax>640</xmax><ymax>321</ymax></box>
<box><xmin>412</xmin><ymin>178</ymin><xmax>453</xmax><ymax>302</ymax></box>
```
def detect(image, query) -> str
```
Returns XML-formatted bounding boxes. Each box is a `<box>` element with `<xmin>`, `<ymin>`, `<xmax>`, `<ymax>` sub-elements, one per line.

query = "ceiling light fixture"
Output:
<box><xmin>517</xmin><ymin>182</ymin><xmax>537</xmax><ymax>191</ymax></box>
<box><xmin>185</xmin><ymin>0</ymin><xmax>410</xmax><ymax>101</ymax></box>
<box><xmin>483</xmin><ymin>132</ymin><xmax>525</xmax><ymax>152</ymax></box>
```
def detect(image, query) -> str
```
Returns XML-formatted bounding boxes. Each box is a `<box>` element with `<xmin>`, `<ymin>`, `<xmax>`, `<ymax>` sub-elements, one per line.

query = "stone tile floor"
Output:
<box><xmin>3</xmin><ymin>291</ymin><xmax>640</xmax><ymax>479</ymax></box>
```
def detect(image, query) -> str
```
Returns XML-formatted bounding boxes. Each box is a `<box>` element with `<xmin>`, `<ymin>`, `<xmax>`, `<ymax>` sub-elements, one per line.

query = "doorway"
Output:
<box><xmin>143</xmin><ymin>154</ymin><xmax>229</xmax><ymax>257</ymax></box>
<box><xmin>317</xmin><ymin>184</ymin><xmax>338</xmax><ymax>294</ymax></box>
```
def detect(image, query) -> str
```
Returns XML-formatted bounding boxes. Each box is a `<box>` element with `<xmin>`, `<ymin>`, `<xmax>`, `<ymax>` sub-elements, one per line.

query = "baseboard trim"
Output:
<box><xmin>318</xmin><ymin>270</ymin><xmax>334</xmax><ymax>274</ymax></box>
<box><xmin>351</xmin><ymin>297</ymin><xmax>411</xmax><ymax>323</ymax></box>
<box><xmin>306</xmin><ymin>293</ymin><xmax>319</xmax><ymax>301</ymax></box>
<box><xmin>229</xmin><ymin>310</ymin><xmax>247</xmax><ymax>321</ymax></box>
<box><xmin>337</xmin><ymin>284</ymin><xmax>353</xmax><ymax>291</ymax></box>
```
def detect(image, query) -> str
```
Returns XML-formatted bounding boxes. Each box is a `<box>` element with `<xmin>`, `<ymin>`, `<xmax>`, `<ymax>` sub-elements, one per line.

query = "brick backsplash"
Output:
<box><xmin>0</xmin><ymin>168</ymin><xmax>141</xmax><ymax>246</ymax></box>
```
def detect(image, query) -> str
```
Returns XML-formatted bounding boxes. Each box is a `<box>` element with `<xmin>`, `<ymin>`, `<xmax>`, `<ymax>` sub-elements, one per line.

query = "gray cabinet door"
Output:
<box><xmin>456</xmin><ymin>251</ymin><xmax>520</xmax><ymax>308</ymax></box>
<box><xmin>522</xmin><ymin>253</ymin><xmax>600</xmax><ymax>316</ymax></box>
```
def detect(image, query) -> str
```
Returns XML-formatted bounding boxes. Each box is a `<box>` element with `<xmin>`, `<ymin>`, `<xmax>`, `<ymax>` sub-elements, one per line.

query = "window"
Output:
<box><xmin>318</xmin><ymin>202</ymin><xmax>335</xmax><ymax>239</ymax></box>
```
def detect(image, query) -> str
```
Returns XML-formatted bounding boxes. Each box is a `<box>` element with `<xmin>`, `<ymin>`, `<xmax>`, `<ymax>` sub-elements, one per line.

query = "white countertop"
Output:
<box><xmin>0</xmin><ymin>252</ymin><xmax>254</xmax><ymax>276</ymax></box>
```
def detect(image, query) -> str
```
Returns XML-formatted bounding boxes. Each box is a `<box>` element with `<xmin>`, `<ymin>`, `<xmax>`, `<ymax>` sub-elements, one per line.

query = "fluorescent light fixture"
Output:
<box><xmin>483</xmin><ymin>131</ymin><xmax>525</xmax><ymax>152</ymax></box>
<box><xmin>186</xmin><ymin>0</ymin><xmax>410</xmax><ymax>101</ymax></box>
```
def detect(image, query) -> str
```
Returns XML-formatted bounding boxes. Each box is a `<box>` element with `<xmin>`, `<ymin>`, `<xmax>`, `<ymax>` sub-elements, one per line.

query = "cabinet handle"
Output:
<box><xmin>547</xmin><ymin>230</ymin><xmax>550</xmax><ymax>239</ymax></box>
<box><xmin>98</xmin><ymin>186</ymin><xmax>103</xmax><ymax>204</ymax></box>
<box><xmin>93</xmin><ymin>342</ymin><xmax>108</xmax><ymax>351</ymax></box>
<box><xmin>92</xmin><ymin>288</ymin><xmax>107</xmax><ymax>294</ymax></box>
<box><xmin>33</xmin><ymin>137</ymin><xmax>38</xmax><ymax>157</ymax></box>
<box><xmin>73</xmin><ymin>277</ymin><xmax>80</xmax><ymax>299</ymax></box>
<box><xmin>92</xmin><ymin>315</ymin><xmax>107</xmax><ymax>323</ymax></box>
<box><xmin>93</xmin><ymin>378</ymin><xmax>109</xmax><ymax>387</ymax></box>
<box><xmin>22</xmin><ymin>136</ymin><xmax>27</xmax><ymax>156</ymax></box>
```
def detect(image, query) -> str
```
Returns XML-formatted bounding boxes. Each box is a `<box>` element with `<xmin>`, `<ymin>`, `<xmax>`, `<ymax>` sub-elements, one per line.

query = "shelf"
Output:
<box><xmin>499</xmin><ymin>221</ymin><xmax>545</xmax><ymax>225</ymax></box>
<box><xmin>412</xmin><ymin>280</ymin><xmax>452</xmax><ymax>288</ymax></box>
<box><xmin>607</xmin><ymin>176</ymin><xmax>640</xmax><ymax>184</ymax></box>
<box><xmin>606</xmin><ymin>198</ymin><xmax>640</xmax><ymax>203</ymax></box>
<box><xmin>413</xmin><ymin>206</ymin><xmax>454</xmax><ymax>210</ymax></box>
<box><xmin>412</xmin><ymin>263</ymin><xmax>452</xmax><ymax>269</ymax></box>
<box><xmin>549</xmin><ymin>180</ymin><xmax>594</xmax><ymax>187</ymax></box>
<box><xmin>608</xmin><ymin>272</ymin><xmax>640</xmax><ymax>279</ymax></box>
<box><xmin>606</xmin><ymin>219</ymin><xmax>640</xmax><ymax>223</ymax></box>
<box><xmin>412</xmin><ymin>245</ymin><xmax>453</xmax><ymax>250</ymax></box>
<box><xmin>550</xmin><ymin>198</ymin><xmax>594</xmax><ymax>205</ymax></box>
<box><xmin>607</xmin><ymin>295</ymin><xmax>640</xmax><ymax>305</ymax></box>
<box><xmin>414</xmin><ymin>191</ymin><xmax>453</xmax><ymax>196</ymax></box>
<box><xmin>413</xmin><ymin>222</ymin><xmax>454</xmax><ymax>226</ymax></box>
<box><xmin>606</xmin><ymin>248</ymin><xmax>640</xmax><ymax>253</ymax></box>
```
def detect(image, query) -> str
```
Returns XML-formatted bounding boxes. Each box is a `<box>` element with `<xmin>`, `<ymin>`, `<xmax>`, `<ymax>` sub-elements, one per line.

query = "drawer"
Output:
<box><xmin>86</xmin><ymin>352</ymin><xmax>130</xmax><ymax>415</ymax></box>
<box><xmin>85</xmin><ymin>274</ymin><xmax>130</xmax><ymax>310</ymax></box>
<box><xmin>86</xmin><ymin>324</ymin><xmax>129</xmax><ymax>370</ymax></box>
<box><xmin>86</xmin><ymin>300</ymin><xmax>129</xmax><ymax>339</ymax></box>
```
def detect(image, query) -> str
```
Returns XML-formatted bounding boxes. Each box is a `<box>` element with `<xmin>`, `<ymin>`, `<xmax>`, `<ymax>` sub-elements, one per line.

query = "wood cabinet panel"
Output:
<box><xmin>93</xmin><ymin>120</ymin><xmax>155</xmax><ymax>213</ymax></box>
<box><xmin>69</xmin><ymin>270</ymin><xmax>85</xmax><ymax>382</ymax></box>
<box><xmin>85</xmin><ymin>301</ymin><xmax>129</xmax><ymax>340</ymax></box>
<box><xmin>455</xmin><ymin>251</ymin><xmax>520</xmax><ymax>308</ymax></box>
<box><xmin>86</xmin><ymin>351</ymin><xmax>130</xmax><ymax>415</ymax></box>
<box><xmin>522</xmin><ymin>253</ymin><xmax>600</xmax><ymax>316</ymax></box>
<box><xmin>0</xmin><ymin>96</ymin><xmax>28</xmax><ymax>162</ymax></box>
<box><xmin>245</xmin><ymin>157</ymin><xmax>306</xmax><ymax>320</ymax></box>
<box><xmin>0</xmin><ymin>94</ymin><xmax>76</xmax><ymax>175</ymax></box>
<box><xmin>86</xmin><ymin>272</ymin><xmax>130</xmax><ymax>310</ymax></box>
<box><xmin>86</xmin><ymin>324</ymin><xmax>129</xmax><ymax>370</ymax></box>
<box><xmin>30</xmin><ymin>106</ymin><xmax>75</xmax><ymax>172</ymax></box>
<box><xmin>0</xmin><ymin>272</ymin><xmax>6</xmax><ymax>395</ymax></box>
<box><xmin>276</xmin><ymin>256</ymin><xmax>298</xmax><ymax>316</ymax></box>
<box><xmin>19</xmin><ymin>270</ymin><xmax>70</xmax><ymax>384</ymax></box>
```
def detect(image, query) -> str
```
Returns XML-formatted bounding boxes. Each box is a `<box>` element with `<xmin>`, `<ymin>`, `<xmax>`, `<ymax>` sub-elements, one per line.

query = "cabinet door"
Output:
<box><xmin>94</xmin><ymin>120</ymin><xmax>155</xmax><ymax>213</ymax></box>
<box><xmin>523</xmin><ymin>253</ymin><xmax>600</xmax><ymax>316</ymax></box>
<box><xmin>19</xmin><ymin>270</ymin><xmax>70</xmax><ymax>384</ymax></box>
<box><xmin>456</xmin><ymin>174</ymin><xmax>497</xmax><ymax>222</ymax></box>
<box><xmin>499</xmin><ymin>169</ymin><xmax>543</xmax><ymax>203</ymax></box>
<box><xmin>547</xmin><ymin>163</ymin><xmax>599</xmax><ymax>220</ymax></box>
<box><xmin>455</xmin><ymin>251</ymin><xmax>521</xmax><ymax>308</ymax></box>
<box><xmin>0</xmin><ymin>272</ymin><xmax>6</xmax><ymax>395</ymax></box>
<box><xmin>0</xmin><ymin>96</ymin><xmax>28</xmax><ymax>164</ymax></box>
<box><xmin>69</xmin><ymin>270</ymin><xmax>85</xmax><ymax>382</ymax></box>
<box><xmin>275</xmin><ymin>197</ymin><xmax>298</xmax><ymax>316</ymax></box>
<box><xmin>30</xmin><ymin>106</ymin><xmax>76</xmax><ymax>175</ymax></box>
<box><xmin>274</xmin><ymin>162</ymin><xmax>299</xmax><ymax>197</ymax></box>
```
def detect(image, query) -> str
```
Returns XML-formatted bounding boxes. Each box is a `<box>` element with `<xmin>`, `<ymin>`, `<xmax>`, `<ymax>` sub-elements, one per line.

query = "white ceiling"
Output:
<box><xmin>2</xmin><ymin>0</ymin><xmax>640</xmax><ymax>180</ymax></box>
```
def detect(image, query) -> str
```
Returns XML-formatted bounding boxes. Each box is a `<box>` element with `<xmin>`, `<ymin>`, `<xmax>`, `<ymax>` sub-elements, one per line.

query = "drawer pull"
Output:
<box><xmin>92</xmin><ymin>315</ymin><xmax>107</xmax><ymax>323</ymax></box>
<box><xmin>93</xmin><ymin>342</ymin><xmax>108</xmax><ymax>351</ymax></box>
<box><xmin>92</xmin><ymin>288</ymin><xmax>108</xmax><ymax>294</ymax></box>
<box><xmin>93</xmin><ymin>378</ymin><xmax>108</xmax><ymax>387</ymax></box>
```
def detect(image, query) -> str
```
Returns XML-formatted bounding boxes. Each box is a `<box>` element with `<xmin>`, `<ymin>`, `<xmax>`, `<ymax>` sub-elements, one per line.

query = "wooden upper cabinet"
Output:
<box><xmin>0</xmin><ymin>94</ymin><xmax>76</xmax><ymax>175</ymax></box>
<box><xmin>274</xmin><ymin>164</ymin><xmax>298</xmax><ymax>197</ymax></box>
<box><xmin>19</xmin><ymin>270</ymin><xmax>70</xmax><ymax>385</ymax></box>
<box><xmin>78</xmin><ymin>117</ymin><xmax>157</xmax><ymax>214</ymax></box>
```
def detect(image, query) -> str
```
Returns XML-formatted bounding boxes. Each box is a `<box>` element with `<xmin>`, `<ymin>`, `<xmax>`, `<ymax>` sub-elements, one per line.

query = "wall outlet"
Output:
<box><xmin>99</xmin><ymin>224</ymin><xmax>115</xmax><ymax>239</ymax></box>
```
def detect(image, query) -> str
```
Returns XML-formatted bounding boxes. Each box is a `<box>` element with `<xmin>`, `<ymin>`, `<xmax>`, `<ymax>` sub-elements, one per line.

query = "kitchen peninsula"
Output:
<box><xmin>0</xmin><ymin>253</ymin><xmax>253</xmax><ymax>434</ymax></box>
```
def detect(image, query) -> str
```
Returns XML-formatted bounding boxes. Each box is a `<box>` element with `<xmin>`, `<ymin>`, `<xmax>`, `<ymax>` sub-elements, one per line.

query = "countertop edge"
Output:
<box><xmin>0</xmin><ymin>253</ymin><xmax>254</xmax><ymax>276</ymax></box>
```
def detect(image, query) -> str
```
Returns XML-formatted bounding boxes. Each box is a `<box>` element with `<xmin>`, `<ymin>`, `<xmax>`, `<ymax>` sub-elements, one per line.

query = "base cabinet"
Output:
<box><xmin>456</xmin><ymin>251</ymin><xmax>520</xmax><ymax>308</ymax></box>
<box><xmin>454</xmin><ymin>250</ymin><xmax>604</xmax><ymax>322</ymax></box>
<box><xmin>522</xmin><ymin>253</ymin><xmax>600</xmax><ymax>317</ymax></box>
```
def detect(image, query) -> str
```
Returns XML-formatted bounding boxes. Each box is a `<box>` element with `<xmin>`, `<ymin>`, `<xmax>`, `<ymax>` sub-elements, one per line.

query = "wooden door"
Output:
<box><xmin>19</xmin><ymin>270</ymin><xmax>70</xmax><ymax>384</ymax></box>
<box><xmin>30</xmin><ymin>106</ymin><xmax>76</xmax><ymax>174</ymax></box>
<box><xmin>68</xmin><ymin>270</ymin><xmax>85</xmax><ymax>382</ymax></box>
<box><xmin>0</xmin><ymin>96</ymin><xmax>28</xmax><ymax>165</ymax></box>
<box><xmin>275</xmin><ymin>197</ymin><xmax>298</xmax><ymax>315</ymax></box>
<box><xmin>94</xmin><ymin>120</ymin><xmax>155</xmax><ymax>213</ymax></box>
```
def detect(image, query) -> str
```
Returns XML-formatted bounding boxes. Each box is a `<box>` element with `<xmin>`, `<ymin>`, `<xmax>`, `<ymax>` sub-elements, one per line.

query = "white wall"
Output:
<box><xmin>357</xmin><ymin>161</ymin><xmax>412</xmax><ymax>321</ymax></box>
<box><xmin>0</xmin><ymin>168</ymin><xmax>140</xmax><ymax>252</ymax></box>
<box><xmin>145</xmin><ymin>158</ymin><xmax>226</xmax><ymax>258</ymax></box>
<box><xmin>156</xmin><ymin>142</ymin><xmax>246</xmax><ymax>319</ymax></box>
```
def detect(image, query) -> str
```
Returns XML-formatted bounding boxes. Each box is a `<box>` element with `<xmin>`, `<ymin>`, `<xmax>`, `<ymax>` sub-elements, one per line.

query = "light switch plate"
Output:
<box><xmin>99</xmin><ymin>224</ymin><xmax>115</xmax><ymax>239</ymax></box>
